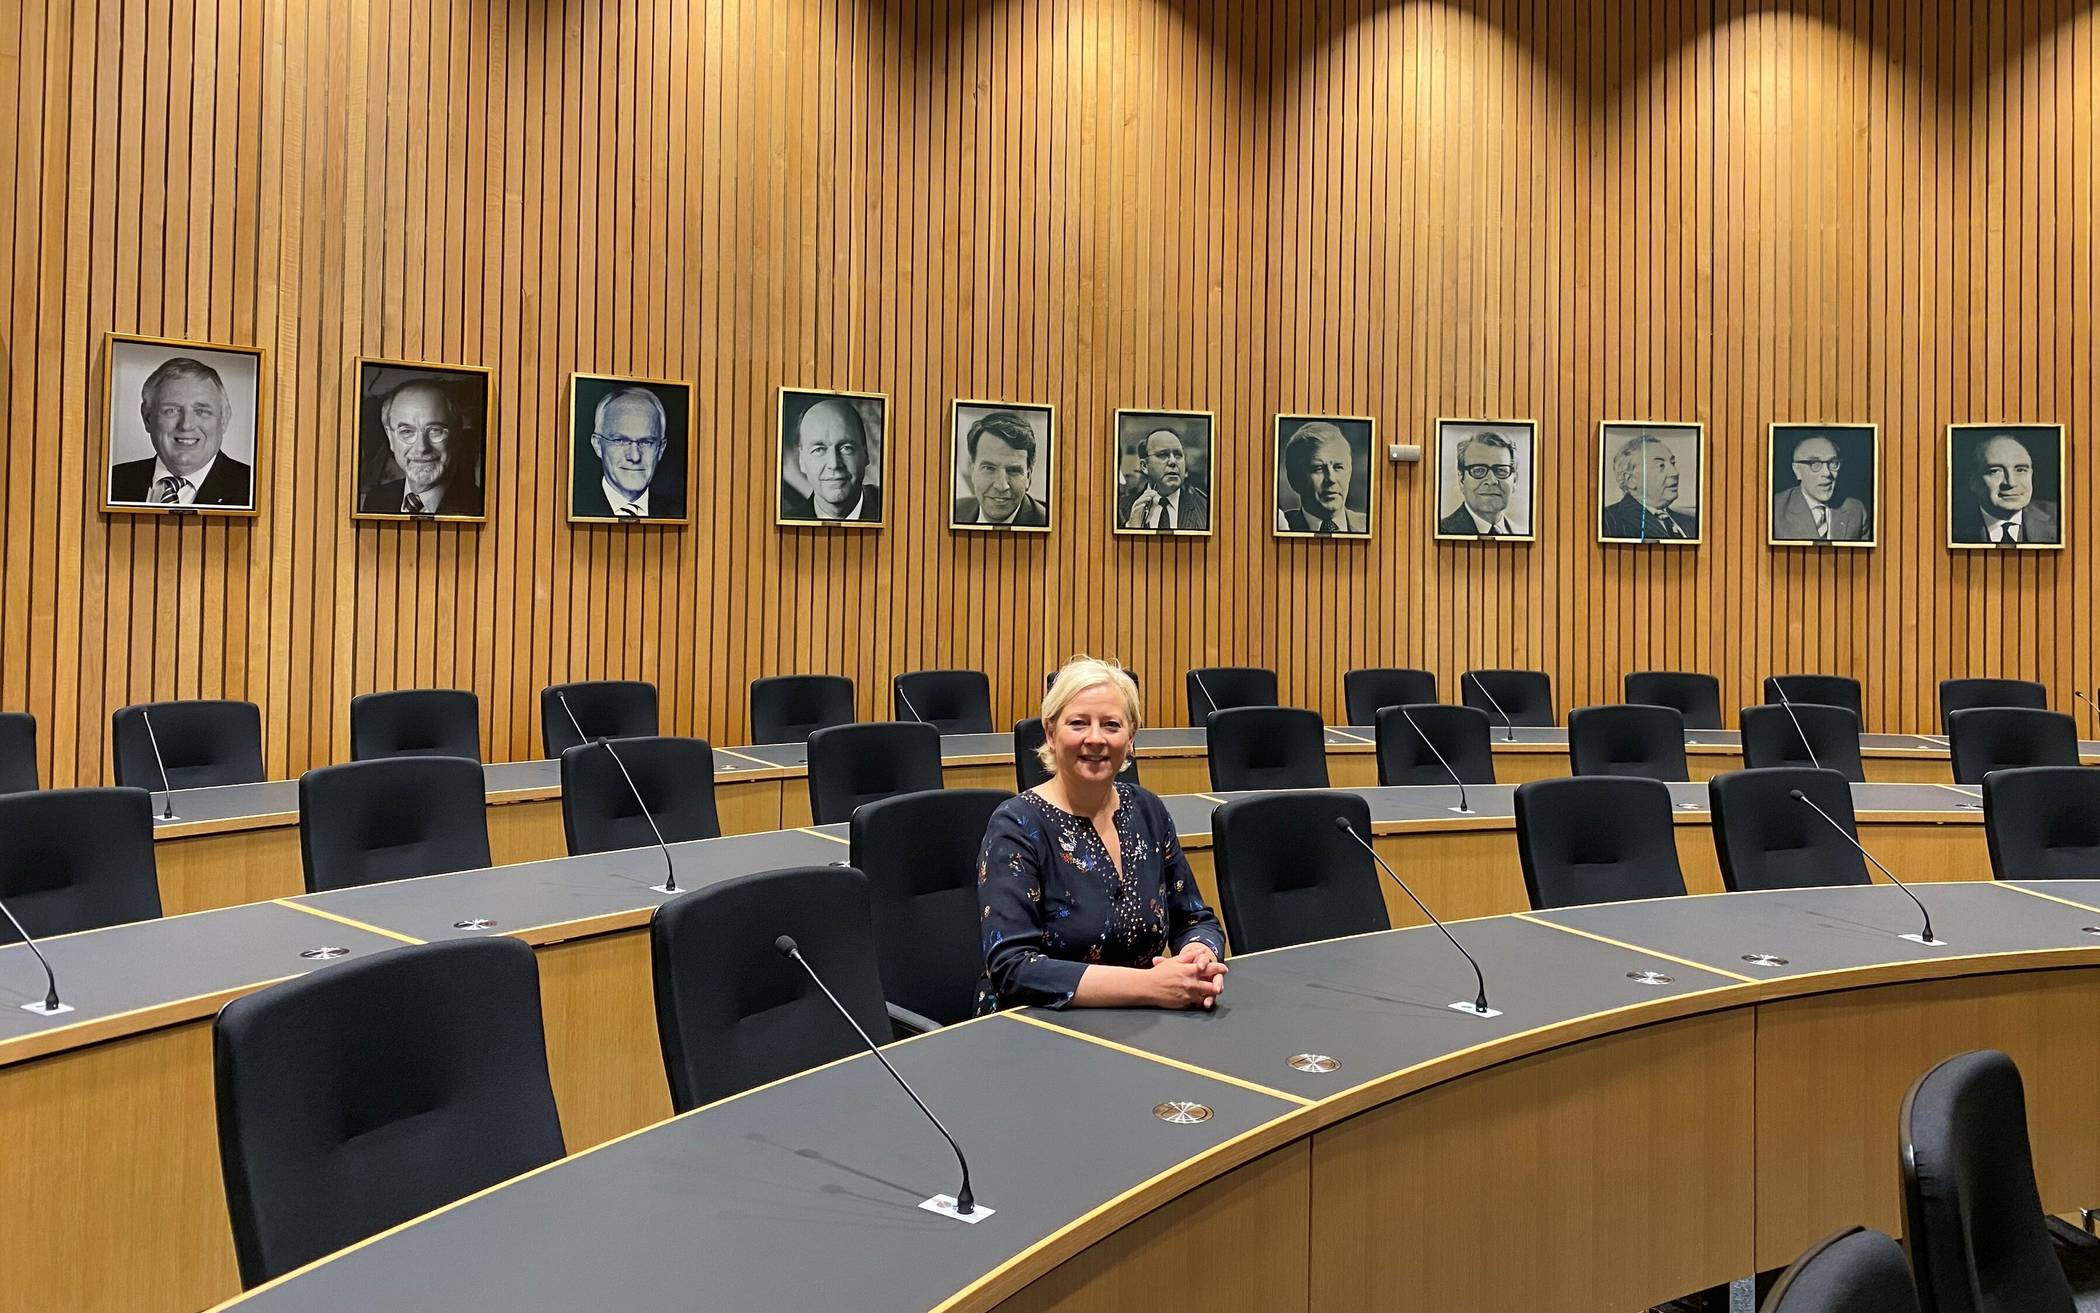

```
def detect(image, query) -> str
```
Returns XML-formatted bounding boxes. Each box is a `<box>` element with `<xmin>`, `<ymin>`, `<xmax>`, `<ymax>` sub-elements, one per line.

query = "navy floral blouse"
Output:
<box><xmin>976</xmin><ymin>782</ymin><xmax>1225</xmax><ymax>1013</ymax></box>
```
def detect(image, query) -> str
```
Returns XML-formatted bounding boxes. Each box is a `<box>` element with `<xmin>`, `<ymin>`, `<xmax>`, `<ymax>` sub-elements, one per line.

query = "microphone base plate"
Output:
<box><xmin>1899</xmin><ymin>933</ymin><xmax>1950</xmax><ymax>947</ymax></box>
<box><xmin>650</xmin><ymin>883</ymin><xmax>680</xmax><ymax>895</ymax></box>
<box><xmin>152</xmin><ymin>813</ymin><xmax>183</xmax><ymax>825</ymax></box>
<box><xmin>1446</xmin><ymin>806</ymin><xmax>1475</xmax><ymax>816</ymax></box>
<box><xmin>1449</xmin><ymin>1001</ymin><xmax>1502</xmax><ymax>1018</ymax></box>
<box><xmin>21</xmin><ymin>1000</ymin><xmax>74</xmax><ymax>1016</ymax></box>
<box><xmin>920</xmin><ymin>1194</ymin><xmax>994</xmax><ymax>1224</ymax></box>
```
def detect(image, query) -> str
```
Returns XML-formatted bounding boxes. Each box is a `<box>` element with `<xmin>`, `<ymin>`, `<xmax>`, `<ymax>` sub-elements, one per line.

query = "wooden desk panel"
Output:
<box><xmin>533</xmin><ymin>928</ymin><xmax>674</xmax><ymax>1154</ymax></box>
<box><xmin>157</xmin><ymin>827</ymin><xmax>305</xmax><ymax>914</ymax></box>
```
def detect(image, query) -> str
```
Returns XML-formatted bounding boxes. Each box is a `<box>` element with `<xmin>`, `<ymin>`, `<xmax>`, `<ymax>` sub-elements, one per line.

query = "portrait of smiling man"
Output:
<box><xmin>1435</xmin><ymin>419</ymin><xmax>1536</xmax><ymax>541</ymax></box>
<box><xmin>1948</xmin><ymin>423</ymin><xmax>2063</xmax><ymax>548</ymax></box>
<box><xmin>778</xmin><ymin>388</ymin><xmax>886</xmax><ymax>526</ymax></box>
<box><xmin>103</xmin><ymin>336</ymin><xmax>263</xmax><ymax>513</ymax></box>
<box><xmin>569</xmin><ymin>376</ymin><xmax>691</xmax><ymax>523</ymax></box>
<box><xmin>1597</xmin><ymin>422</ymin><xmax>1703</xmax><ymax>544</ymax></box>
<box><xmin>353</xmin><ymin>360</ymin><xmax>490</xmax><ymax>521</ymax></box>
<box><xmin>1274</xmin><ymin>415</ymin><xmax>1373</xmax><ymax>537</ymax></box>
<box><xmin>1769</xmin><ymin>424</ymin><xmax>1875</xmax><ymax>546</ymax></box>
<box><xmin>951</xmin><ymin>402</ymin><xmax>1052</xmax><ymax>531</ymax></box>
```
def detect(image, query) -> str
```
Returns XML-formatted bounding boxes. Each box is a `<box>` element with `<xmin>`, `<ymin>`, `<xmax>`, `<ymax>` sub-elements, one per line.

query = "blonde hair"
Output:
<box><xmin>1037</xmin><ymin>656</ymin><xmax>1142</xmax><ymax>773</ymax></box>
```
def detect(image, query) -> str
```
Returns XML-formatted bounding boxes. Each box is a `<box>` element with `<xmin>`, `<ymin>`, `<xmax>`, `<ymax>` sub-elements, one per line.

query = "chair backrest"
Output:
<box><xmin>1046</xmin><ymin>669</ymin><xmax>1141</xmax><ymax>691</ymax></box>
<box><xmin>749</xmin><ymin>674</ymin><xmax>856</xmax><ymax>744</ymax></box>
<box><xmin>1947</xmin><ymin>707</ymin><xmax>2079</xmax><ymax>786</ymax></box>
<box><xmin>1624</xmin><ymin>671</ymin><xmax>1723</xmax><ymax>730</ymax></box>
<box><xmin>1764</xmin><ymin>674</ymin><xmax>1864</xmax><ymax>724</ymax></box>
<box><xmin>111</xmin><ymin>699</ymin><xmax>264</xmax><ymax>790</ymax></box>
<box><xmin>1899</xmin><ymin>1050</ymin><xmax>2076</xmax><ymax>1313</ymax></box>
<box><xmin>348</xmin><ymin>689</ymin><xmax>481</xmax><ymax>762</ymax></box>
<box><xmin>1760</xmin><ymin>1227</ymin><xmax>1921</xmax><ymax>1313</ymax></box>
<box><xmin>0</xmin><ymin>788</ymin><xmax>162</xmax><ymax>941</ymax></box>
<box><xmin>1939</xmin><ymin>677</ymin><xmax>2049</xmax><ymax>731</ymax></box>
<box><xmin>1013</xmin><ymin>716</ymin><xmax>1138</xmax><ymax>791</ymax></box>
<box><xmin>540</xmin><ymin>680</ymin><xmax>658</xmax><ymax>758</ymax></box>
<box><xmin>1708</xmin><ymin>767</ymin><xmax>1871</xmax><ymax>892</ymax></box>
<box><xmin>1342</xmin><ymin>668</ymin><xmax>1437</xmax><ymax>726</ymax></box>
<box><xmin>1568</xmin><ymin>705</ymin><xmax>1690</xmax><ymax>781</ymax></box>
<box><xmin>1212</xmin><ymin>791</ymin><xmax>1389</xmax><ymax>953</ymax></box>
<box><xmin>1739</xmin><ymin>704</ymin><xmax>1867</xmax><ymax>783</ymax></box>
<box><xmin>1185</xmin><ymin>666</ymin><xmax>1278</xmax><ymax>724</ymax></box>
<box><xmin>1460</xmin><ymin>668</ymin><xmax>1554</xmax><ymax>726</ymax></box>
<box><xmin>1514</xmin><ymin>776</ymin><xmax>1688</xmax><ymax>910</ymax></box>
<box><xmin>1981</xmin><ymin>766</ymin><xmax>2100</xmax><ymax>880</ymax></box>
<box><xmin>0</xmin><ymin>711</ymin><xmax>36</xmax><ymax>794</ymax></box>
<box><xmin>1373</xmin><ymin>704</ymin><xmax>1497</xmax><ymax>787</ymax></box>
<box><xmin>650</xmin><ymin>865</ymin><xmax>891</xmax><ymax>1112</ymax></box>
<box><xmin>893</xmin><ymin>669</ymin><xmax>994</xmax><ymax>734</ymax></box>
<box><xmin>850</xmin><ymin>788</ymin><xmax>1011</xmax><ymax>1026</ymax></box>
<box><xmin>213</xmin><ymin>937</ymin><xmax>565</xmax><ymax>1288</ymax></box>
<box><xmin>805</xmin><ymin>721</ymin><xmax>944</xmax><ymax>825</ymax></box>
<box><xmin>1206</xmin><ymin>706</ymin><xmax>1330</xmax><ymax>792</ymax></box>
<box><xmin>560</xmin><ymin>736</ymin><xmax>722</xmax><ymax>856</ymax></box>
<box><xmin>297</xmin><ymin>757</ymin><xmax>493</xmax><ymax>894</ymax></box>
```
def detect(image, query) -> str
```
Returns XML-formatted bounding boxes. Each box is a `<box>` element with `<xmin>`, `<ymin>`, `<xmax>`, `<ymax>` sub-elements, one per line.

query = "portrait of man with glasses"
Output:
<box><xmin>568</xmin><ymin>374</ymin><xmax>692</xmax><ymax>523</ymax></box>
<box><xmin>1435</xmin><ymin>419</ymin><xmax>1536</xmax><ymax>541</ymax></box>
<box><xmin>1768</xmin><ymin>423</ymin><xmax>1875</xmax><ymax>546</ymax></box>
<box><xmin>353</xmin><ymin>359</ymin><xmax>491</xmax><ymax>521</ymax></box>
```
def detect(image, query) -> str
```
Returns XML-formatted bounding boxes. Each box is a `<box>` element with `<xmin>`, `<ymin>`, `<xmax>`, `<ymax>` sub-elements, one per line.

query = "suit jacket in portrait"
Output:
<box><xmin>1115</xmin><ymin>482</ymin><xmax>1210</xmax><ymax>532</ymax></box>
<box><xmin>1436</xmin><ymin>504</ymin><xmax>1526</xmax><ymax>537</ymax></box>
<box><xmin>953</xmin><ymin>495</ymin><xmax>1049</xmax><ymax>528</ymax></box>
<box><xmin>780</xmin><ymin>482</ymin><xmax>883</xmax><ymax>523</ymax></box>
<box><xmin>573</xmin><ymin>466</ymin><xmax>686</xmax><ymax>520</ymax></box>
<box><xmin>1279</xmin><ymin>506</ymin><xmax>1368</xmax><ymax>535</ymax></box>
<box><xmin>362</xmin><ymin>477</ymin><xmax>483</xmax><ymax>518</ymax></box>
<box><xmin>1771</xmin><ymin>485</ymin><xmax>1869</xmax><ymax>541</ymax></box>
<box><xmin>1952</xmin><ymin>498</ymin><xmax>2059</xmax><ymax>545</ymax></box>
<box><xmin>1599</xmin><ymin>495</ymin><xmax>1698</xmax><ymax>541</ymax></box>
<box><xmin>109</xmin><ymin>455</ymin><xmax>255</xmax><ymax>508</ymax></box>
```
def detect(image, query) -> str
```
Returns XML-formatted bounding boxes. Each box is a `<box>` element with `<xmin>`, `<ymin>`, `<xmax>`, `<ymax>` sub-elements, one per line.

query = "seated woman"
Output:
<box><xmin>977</xmin><ymin>656</ymin><xmax>1228</xmax><ymax>1013</ymax></box>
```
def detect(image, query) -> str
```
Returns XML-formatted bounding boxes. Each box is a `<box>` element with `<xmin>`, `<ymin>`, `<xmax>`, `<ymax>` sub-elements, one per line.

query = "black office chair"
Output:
<box><xmin>1212</xmin><ymin>792</ymin><xmax>1389</xmax><ymax>953</ymax></box>
<box><xmin>1206</xmin><ymin>706</ymin><xmax>1329</xmax><ymax>792</ymax></box>
<box><xmin>1760</xmin><ymin>1227</ymin><xmax>1921</xmax><ymax>1313</ymax></box>
<box><xmin>1514</xmin><ymin>776</ymin><xmax>1687</xmax><ymax>910</ymax></box>
<box><xmin>1624</xmin><ymin>671</ymin><xmax>1723</xmax><ymax>730</ymax></box>
<box><xmin>298</xmin><ymin>757</ymin><xmax>493</xmax><ymax>894</ymax></box>
<box><xmin>806</xmin><ymin>721</ymin><xmax>943</xmax><ymax>825</ymax></box>
<box><xmin>1899</xmin><ymin>1050</ymin><xmax>2076</xmax><ymax>1313</ymax></box>
<box><xmin>1046</xmin><ymin>669</ymin><xmax>1140</xmax><ymax>691</ymax></box>
<box><xmin>540</xmin><ymin>679</ymin><xmax>657</xmax><ymax>758</ymax></box>
<box><xmin>111</xmin><ymin>699</ymin><xmax>264</xmax><ymax>789</ymax></box>
<box><xmin>1013</xmin><ymin>716</ymin><xmax>1138</xmax><ymax>791</ymax></box>
<box><xmin>1708</xmin><ymin>767</ymin><xmax>1870</xmax><ymax>892</ymax></box>
<box><xmin>1373</xmin><ymin>704</ymin><xmax>1496</xmax><ymax>787</ymax></box>
<box><xmin>560</xmin><ymin>736</ymin><xmax>722</xmax><ymax>855</ymax></box>
<box><xmin>1185</xmin><ymin>666</ymin><xmax>1278</xmax><ymax>724</ymax></box>
<box><xmin>1764</xmin><ymin>673</ymin><xmax>1864</xmax><ymax>724</ymax></box>
<box><xmin>1342</xmin><ymin>668</ymin><xmax>1437</xmax><ymax>726</ymax></box>
<box><xmin>348</xmin><ymin>688</ymin><xmax>481</xmax><ymax>761</ymax></box>
<box><xmin>213</xmin><ymin>937</ymin><xmax>565</xmax><ymax>1288</ymax></box>
<box><xmin>750</xmin><ymin>674</ymin><xmax>856</xmax><ymax>744</ymax></box>
<box><xmin>650</xmin><ymin>864</ymin><xmax>893</xmax><ymax>1112</ymax></box>
<box><xmin>1946</xmin><ymin>707</ymin><xmax>2079</xmax><ymax>786</ymax></box>
<box><xmin>0</xmin><ymin>711</ymin><xmax>36</xmax><ymax>794</ymax></box>
<box><xmin>1568</xmin><ymin>705</ymin><xmax>1689</xmax><ymax>781</ymax></box>
<box><xmin>850</xmin><ymin>789</ymin><xmax>1011</xmax><ymax>1028</ymax></box>
<box><xmin>893</xmin><ymin>669</ymin><xmax>994</xmax><ymax>734</ymax></box>
<box><xmin>0</xmin><ymin>788</ymin><xmax>161</xmax><ymax>942</ymax></box>
<box><xmin>1460</xmin><ymin>668</ymin><xmax>1554</xmax><ymax>727</ymax></box>
<box><xmin>1939</xmin><ymin>677</ymin><xmax>2049</xmax><ymax>731</ymax></box>
<box><xmin>1740</xmin><ymin>704</ymin><xmax>1867</xmax><ymax>782</ymax></box>
<box><xmin>1981</xmin><ymin>766</ymin><xmax>2100</xmax><ymax>880</ymax></box>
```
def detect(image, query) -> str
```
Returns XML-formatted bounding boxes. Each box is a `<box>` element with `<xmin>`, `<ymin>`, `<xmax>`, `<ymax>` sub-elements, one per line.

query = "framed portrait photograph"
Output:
<box><xmin>1272</xmin><ymin>414</ymin><xmax>1374</xmax><ymax>539</ymax></box>
<box><xmin>1597</xmin><ymin>421</ymin><xmax>1704</xmax><ymax>545</ymax></box>
<box><xmin>1768</xmin><ymin>423</ymin><xmax>1877</xmax><ymax>547</ymax></box>
<box><xmin>352</xmin><ymin>358</ymin><xmax>492</xmax><ymax>522</ymax></box>
<box><xmin>949</xmin><ymin>400</ymin><xmax>1052</xmax><ymax>532</ymax></box>
<box><xmin>101</xmin><ymin>333</ymin><xmax>265</xmax><ymax>516</ymax></box>
<box><xmin>1433</xmin><ymin>417</ymin><xmax>1537</xmax><ymax>542</ymax></box>
<box><xmin>1946</xmin><ymin>423</ymin><xmax>2065</xmax><ymax>550</ymax></box>
<box><xmin>777</xmin><ymin>387</ymin><xmax>886</xmax><ymax>527</ymax></box>
<box><xmin>567</xmin><ymin>373</ymin><xmax>693</xmax><ymax>524</ymax></box>
<box><xmin>1112</xmin><ymin>408</ymin><xmax>1214</xmax><ymax>537</ymax></box>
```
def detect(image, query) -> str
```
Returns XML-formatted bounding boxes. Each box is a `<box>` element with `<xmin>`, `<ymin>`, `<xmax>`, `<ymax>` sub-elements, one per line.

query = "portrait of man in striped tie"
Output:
<box><xmin>1112</xmin><ymin>408</ymin><xmax>1213</xmax><ymax>537</ymax></box>
<box><xmin>1597</xmin><ymin>421</ymin><xmax>1705</xmax><ymax>545</ymax></box>
<box><xmin>1435</xmin><ymin>417</ymin><xmax>1537</xmax><ymax>542</ymax></box>
<box><xmin>568</xmin><ymin>374</ymin><xmax>691</xmax><ymax>524</ymax></box>
<box><xmin>353</xmin><ymin>359</ymin><xmax>490</xmax><ymax>522</ymax></box>
<box><xmin>1768</xmin><ymin>423</ymin><xmax>1876</xmax><ymax>548</ymax></box>
<box><xmin>102</xmin><ymin>334</ymin><xmax>262</xmax><ymax>515</ymax></box>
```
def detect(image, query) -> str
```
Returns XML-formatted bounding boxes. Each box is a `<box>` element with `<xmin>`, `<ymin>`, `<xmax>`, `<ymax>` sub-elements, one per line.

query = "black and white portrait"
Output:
<box><xmin>1272</xmin><ymin>415</ymin><xmax>1373</xmax><ymax>538</ymax></box>
<box><xmin>102</xmin><ymin>334</ymin><xmax>264</xmax><ymax>515</ymax></box>
<box><xmin>777</xmin><ymin>388</ymin><xmax>885</xmax><ymax>527</ymax></box>
<box><xmin>1769</xmin><ymin>424</ymin><xmax>1876</xmax><ymax>547</ymax></box>
<box><xmin>1434</xmin><ymin>418</ymin><xmax>1536</xmax><ymax>541</ymax></box>
<box><xmin>1113</xmin><ymin>409</ymin><xmax>1213</xmax><ymax>537</ymax></box>
<box><xmin>1947</xmin><ymin>424</ymin><xmax>2064</xmax><ymax>549</ymax></box>
<box><xmin>568</xmin><ymin>374</ymin><xmax>692</xmax><ymax>524</ymax></box>
<box><xmin>1597</xmin><ymin>421</ymin><xmax>1703</xmax><ymax>544</ymax></box>
<box><xmin>353</xmin><ymin>359</ymin><xmax>491</xmax><ymax>521</ymax></box>
<box><xmin>950</xmin><ymin>401</ymin><xmax>1052</xmax><ymax>532</ymax></box>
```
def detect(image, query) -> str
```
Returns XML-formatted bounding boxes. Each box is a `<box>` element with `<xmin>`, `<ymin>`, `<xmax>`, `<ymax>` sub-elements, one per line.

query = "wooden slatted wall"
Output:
<box><xmin>3</xmin><ymin>0</ymin><xmax>2096</xmax><ymax>784</ymax></box>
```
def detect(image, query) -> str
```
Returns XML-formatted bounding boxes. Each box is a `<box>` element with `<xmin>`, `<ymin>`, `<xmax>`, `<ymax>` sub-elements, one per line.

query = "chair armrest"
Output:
<box><xmin>886</xmin><ymin>1002</ymin><xmax>941</xmax><ymax>1038</ymax></box>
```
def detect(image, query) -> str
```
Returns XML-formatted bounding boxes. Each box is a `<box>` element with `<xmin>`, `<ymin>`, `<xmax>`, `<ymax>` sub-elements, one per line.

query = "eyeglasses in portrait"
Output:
<box><xmin>777</xmin><ymin>387</ymin><xmax>886</xmax><ymax>527</ymax></box>
<box><xmin>1112</xmin><ymin>408</ymin><xmax>1214</xmax><ymax>537</ymax></box>
<box><xmin>101</xmin><ymin>333</ymin><xmax>265</xmax><ymax>516</ymax></box>
<box><xmin>1272</xmin><ymin>414</ymin><xmax>1374</xmax><ymax>539</ymax></box>
<box><xmin>352</xmin><ymin>359</ymin><xmax>492</xmax><ymax>522</ymax></box>
<box><xmin>1596</xmin><ymin>421</ymin><xmax>1704</xmax><ymax>545</ymax></box>
<box><xmin>1768</xmin><ymin>423</ymin><xmax>1876</xmax><ymax>547</ymax></box>
<box><xmin>1946</xmin><ymin>423</ymin><xmax>2065</xmax><ymax>550</ymax></box>
<box><xmin>950</xmin><ymin>400</ymin><xmax>1053</xmax><ymax>532</ymax></box>
<box><xmin>567</xmin><ymin>374</ymin><xmax>693</xmax><ymax>524</ymax></box>
<box><xmin>1434</xmin><ymin>418</ymin><xmax>1536</xmax><ymax>542</ymax></box>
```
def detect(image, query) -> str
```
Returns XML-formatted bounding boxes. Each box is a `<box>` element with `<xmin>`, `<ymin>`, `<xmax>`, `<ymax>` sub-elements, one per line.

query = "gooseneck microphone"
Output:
<box><xmin>1787</xmin><ymin>788</ymin><xmax>1942</xmax><ymax>946</ymax></box>
<box><xmin>774</xmin><ymin>935</ymin><xmax>986</xmax><ymax>1220</ymax></box>
<box><xmin>1332</xmin><ymin>816</ymin><xmax>1496</xmax><ymax>1017</ymax></box>
<box><xmin>557</xmin><ymin>692</ymin><xmax>677</xmax><ymax>894</ymax></box>
<box><xmin>893</xmin><ymin>679</ymin><xmax>927</xmax><ymax>725</ymax></box>
<box><xmin>1764</xmin><ymin>676</ymin><xmax>1824</xmax><ymax>773</ymax></box>
<box><xmin>1462</xmin><ymin>671</ymin><xmax>1516</xmax><ymax>742</ymax></box>
<box><xmin>1397</xmin><ymin>706</ymin><xmax>1472</xmax><ymax>814</ymax></box>
<box><xmin>1191</xmin><ymin>669</ymin><xmax>1221</xmax><ymax>721</ymax></box>
<box><xmin>2074</xmin><ymin>689</ymin><xmax>2098</xmax><ymax>736</ymax></box>
<box><xmin>0</xmin><ymin>896</ymin><xmax>69</xmax><ymax>1015</ymax></box>
<box><xmin>139</xmin><ymin>708</ymin><xmax>180</xmax><ymax>822</ymax></box>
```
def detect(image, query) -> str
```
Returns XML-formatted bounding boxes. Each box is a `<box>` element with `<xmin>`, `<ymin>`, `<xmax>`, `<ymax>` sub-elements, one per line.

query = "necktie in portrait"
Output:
<box><xmin>404</xmin><ymin>493</ymin><xmax>426</xmax><ymax>515</ymax></box>
<box><xmin>615</xmin><ymin>503</ymin><xmax>640</xmax><ymax>518</ymax></box>
<box><xmin>157</xmin><ymin>476</ymin><xmax>189</xmax><ymax>505</ymax></box>
<box><xmin>1812</xmin><ymin>505</ymin><xmax>1828</xmax><ymax>539</ymax></box>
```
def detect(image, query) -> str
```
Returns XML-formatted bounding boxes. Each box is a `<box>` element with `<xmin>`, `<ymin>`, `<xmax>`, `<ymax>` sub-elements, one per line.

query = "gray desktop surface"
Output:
<box><xmin>153</xmin><ymin>778</ymin><xmax>300</xmax><ymax>824</ymax></box>
<box><xmin>221</xmin><ymin>1015</ymin><xmax>1295</xmax><ymax>1313</ymax></box>
<box><xmin>2008</xmin><ymin>881</ymin><xmax>2100</xmax><ymax>913</ymax></box>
